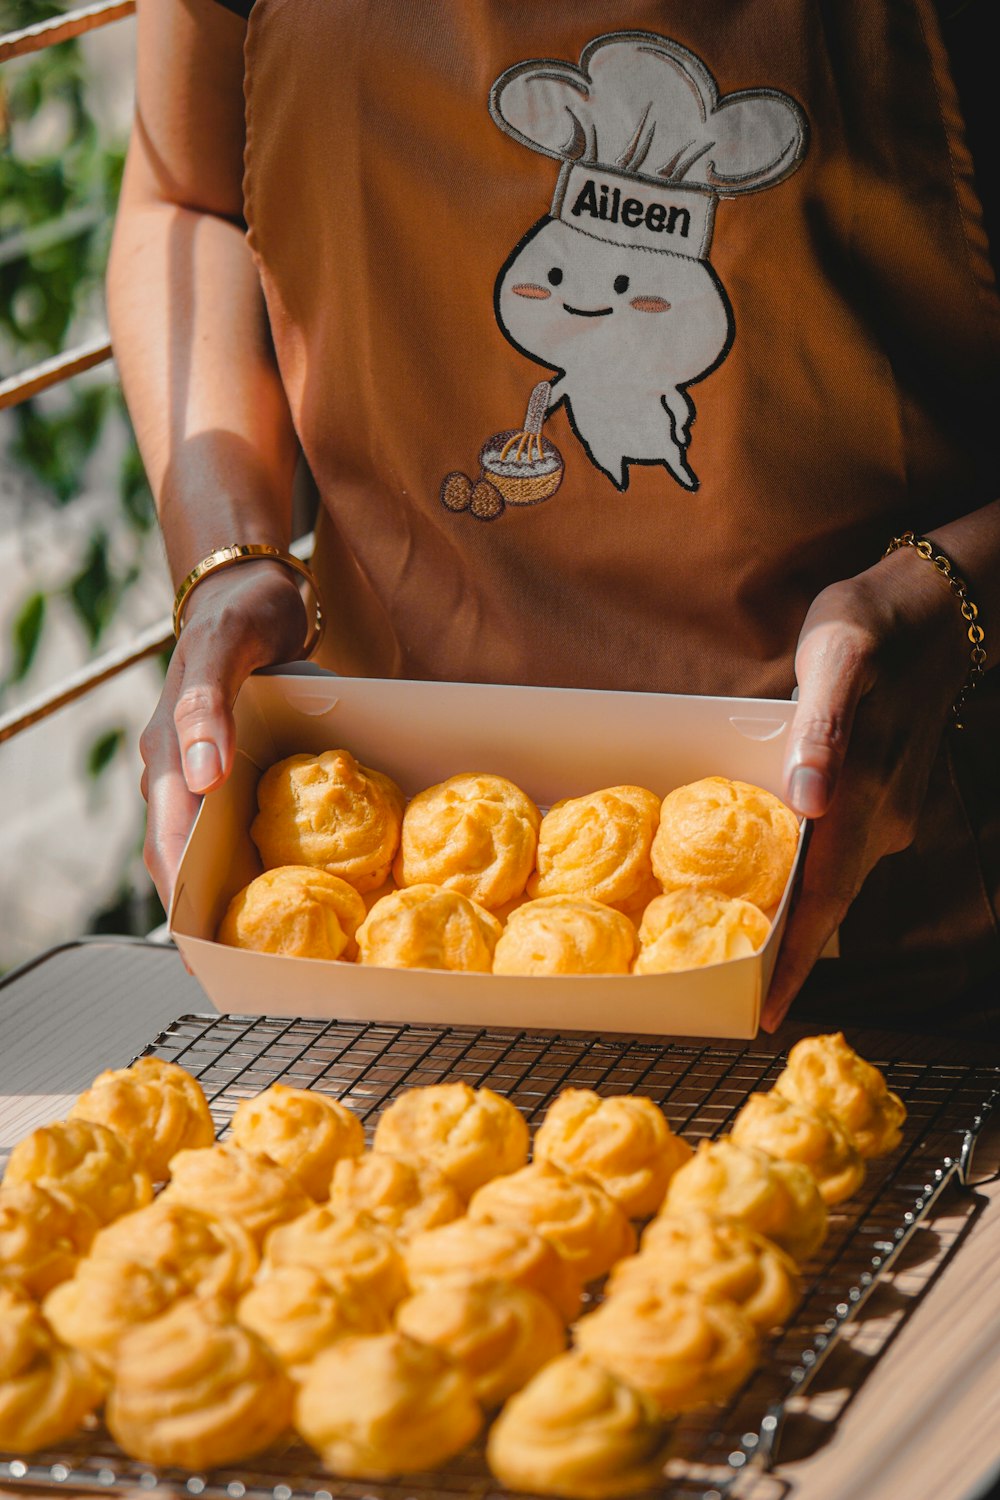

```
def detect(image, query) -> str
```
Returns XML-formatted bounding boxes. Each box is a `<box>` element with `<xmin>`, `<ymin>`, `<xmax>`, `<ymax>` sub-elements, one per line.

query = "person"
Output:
<box><xmin>110</xmin><ymin>0</ymin><xmax>999</xmax><ymax>1032</ymax></box>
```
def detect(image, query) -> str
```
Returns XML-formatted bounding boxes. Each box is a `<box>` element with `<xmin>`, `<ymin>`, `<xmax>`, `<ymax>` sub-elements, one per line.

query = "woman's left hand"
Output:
<box><xmin>760</xmin><ymin>543</ymin><xmax>974</xmax><ymax>1031</ymax></box>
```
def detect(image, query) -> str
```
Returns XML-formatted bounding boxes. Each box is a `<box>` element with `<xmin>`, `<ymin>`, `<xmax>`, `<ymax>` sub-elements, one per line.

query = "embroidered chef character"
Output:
<box><xmin>489</xmin><ymin>30</ymin><xmax>808</xmax><ymax>493</ymax></box>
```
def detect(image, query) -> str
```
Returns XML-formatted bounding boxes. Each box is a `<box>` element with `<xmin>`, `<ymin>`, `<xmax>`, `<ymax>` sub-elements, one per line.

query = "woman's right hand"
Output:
<box><xmin>140</xmin><ymin>562</ymin><xmax>308</xmax><ymax>910</ymax></box>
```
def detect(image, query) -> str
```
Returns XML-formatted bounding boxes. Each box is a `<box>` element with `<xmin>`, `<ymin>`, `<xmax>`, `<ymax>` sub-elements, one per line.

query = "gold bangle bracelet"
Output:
<box><xmin>172</xmin><ymin>544</ymin><xmax>325</xmax><ymax>659</ymax></box>
<box><xmin>883</xmin><ymin>531</ymin><xmax>987</xmax><ymax>730</ymax></box>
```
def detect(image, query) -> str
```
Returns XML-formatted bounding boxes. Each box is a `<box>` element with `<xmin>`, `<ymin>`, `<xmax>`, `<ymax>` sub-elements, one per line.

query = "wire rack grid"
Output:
<box><xmin>1</xmin><ymin>1011</ymin><xmax>996</xmax><ymax>1500</ymax></box>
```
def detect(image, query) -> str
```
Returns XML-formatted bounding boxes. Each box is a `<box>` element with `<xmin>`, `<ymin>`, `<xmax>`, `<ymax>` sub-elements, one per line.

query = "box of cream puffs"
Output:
<box><xmin>169</xmin><ymin>668</ymin><xmax>805</xmax><ymax>1038</ymax></box>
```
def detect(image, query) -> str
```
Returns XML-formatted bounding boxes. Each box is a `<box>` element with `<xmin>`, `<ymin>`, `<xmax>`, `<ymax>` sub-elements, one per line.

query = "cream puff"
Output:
<box><xmin>527</xmin><ymin>786</ymin><xmax>662</xmax><ymax>914</ymax></box>
<box><xmin>613</xmin><ymin>1210</ymin><xmax>801</xmax><ymax>1332</ymax></box>
<box><xmin>329</xmin><ymin>1151</ymin><xmax>464</xmax><ymax>1240</ymax></box>
<box><xmin>663</xmin><ymin>1138</ymin><xmax>827</xmax><ymax>1263</ymax></box>
<box><xmin>731</xmin><ymin>1091</ymin><xmax>865</xmax><ymax>1205</ymax></box>
<box><xmin>468</xmin><ymin>1159</ymin><xmax>636</xmax><ymax>1284</ymax></box>
<box><xmin>533</xmin><ymin>1089</ymin><xmax>692</xmax><ymax>1219</ymax></box>
<box><xmin>393</xmin><ymin>772</ymin><xmax>540</xmax><ymax>910</ymax></box>
<box><xmin>106</xmin><ymin>1295</ymin><xmax>293</xmax><ymax>1469</ymax></box>
<box><xmin>294</xmin><ymin>1332</ymin><xmax>482</xmax><ymax>1478</ymax></box>
<box><xmin>230</xmin><ymin>1083</ymin><xmax>363</xmax><ymax>1199</ymax></box>
<box><xmin>0</xmin><ymin>1284</ymin><xmax>104</xmax><ymax>1455</ymax></box>
<box><xmin>404</xmin><ymin>1217</ymin><xmax>581</xmax><ymax>1322</ymax></box>
<box><xmin>633</xmin><ymin>889</ymin><xmax>771</xmax><ymax>973</ymax></box>
<box><xmin>651</xmin><ymin>776</ymin><xmax>799</xmax><ymax>912</ymax></box>
<box><xmin>493</xmin><ymin>896</ymin><xmax>637</xmax><ymax>976</ymax></box>
<box><xmin>251</xmin><ymin>749</ymin><xmax>404</xmax><ymax>893</ymax></box>
<box><xmin>774</xmin><ymin>1032</ymin><xmax>907</xmax><ymax>1158</ymax></box>
<box><xmin>217</xmin><ymin>866</ymin><xmax>367</xmax><ymax>961</ymax></box>
<box><xmin>69</xmin><ymin>1057</ymin><xmax>214</xmax><ymax>1182</ymax></box>
<box><xmin>395</xmin><ymin>1279</ymin><xmax>565</xmax><ymax>1408</ymax></box>
<box><xmin>159</xmin><ymin>1143</ymin><xmax>312</xmax><ymax>1246</ymax></box>
<box><xmin>356</xmin><ymin>882</ymin><xmax>502</xmax><ymax>972</ymax></box>
<box><xmin>373</xmin><ymin>1081</ymin><xmax>528</xmax><ymax>1200</ymax></box>
<box><xmin>574</xmin><ymin>1283</ymin><xmax>759</xmax><ymax>1412</ymax></box>
<box><xmin>487</xmin><ymin>1351</ymin><xmax>670</xmax><ymax>1499</ymax></box>
<box><xmin>89</xmin><ymin>1199</ymin><xmax>259</xmax><ymax>1299</ymax></box>
<box><xmin>263</xmin><ymin>1206</ymin><xmax>408</xmax><ymax>1313</ymax></box>
<box><xmin>4</xmin><ymin>1119</ymin><xmax>152</xmax><ymax>1226</ymax></box>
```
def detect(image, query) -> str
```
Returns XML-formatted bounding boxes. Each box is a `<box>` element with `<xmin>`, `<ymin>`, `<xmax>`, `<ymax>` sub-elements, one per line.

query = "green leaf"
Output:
<box><xmin>8</xmin><ymin>591</ymin><xmax>46</xmax><ymax>684</ymax></box>
<box><xmin>86</xmin><ymin>726</ymin><xmax>125</xmax><ymax>780</ymax></box>
<box><xmin>11</xmin><ymin>386</ymin><xmax>112</xmax><ymax>503</ymax></box>
<box><xmin>67</xmin><ymin>528</ymin><xmax>114</xmax><ymax>646</ymax></box>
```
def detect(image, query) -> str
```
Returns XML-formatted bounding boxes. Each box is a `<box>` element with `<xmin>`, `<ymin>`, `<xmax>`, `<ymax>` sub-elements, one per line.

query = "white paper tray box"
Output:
<box><xmin>170</xmin><ymin>668</ymin><xmax>804</xmax><ymax>1039</ymax></box>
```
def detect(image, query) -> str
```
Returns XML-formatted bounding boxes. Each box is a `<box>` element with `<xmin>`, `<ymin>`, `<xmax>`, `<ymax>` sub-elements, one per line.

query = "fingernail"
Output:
<box><xmin>789</xmin><ymin>765</ymin><xmax>828</xmax><ymax>818</ymax></box>
<box><xmin>184</xmin><ymin>739</ymin><xmax>221</xmax><ymax>793</ymax></box>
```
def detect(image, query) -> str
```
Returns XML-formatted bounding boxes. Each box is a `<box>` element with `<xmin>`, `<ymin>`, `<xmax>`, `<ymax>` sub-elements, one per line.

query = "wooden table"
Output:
<box><xmin>2</xmin><ymin>939</ymin><xmax>998</xmax><ymax>1500</ymax></box>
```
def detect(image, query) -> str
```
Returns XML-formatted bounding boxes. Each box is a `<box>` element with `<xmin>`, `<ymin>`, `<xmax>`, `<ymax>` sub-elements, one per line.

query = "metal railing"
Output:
<box><xmin>0</xmin><ymin>3</ymin><xmax>130</xmax><ymax>410</ymax></box>
<box><xmin>0</xmin><ymin>534</ymin><xmax>315</xmax><ymax>746</ymax></box>
<box><xmin>0</xmin><ymin>2</ymin><xmax>156</xmax><ymax>744</ymax></box>
<box><xmin>0</xmin><ymin>333</ymin><xmax>113</xmax><ymax>410</ymax></box>
<box><xmin>0</xmin><ymin>2</ymin><xmax>311</xmax><ymax>753</ymax></box>
<box><xmin>0</xmin><ymin>1</ymin><xmax>133</xmax><ymax>65</ymax></box>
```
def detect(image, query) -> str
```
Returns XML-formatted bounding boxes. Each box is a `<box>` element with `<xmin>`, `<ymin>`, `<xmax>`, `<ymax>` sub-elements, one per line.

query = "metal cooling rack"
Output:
<box><xmin>2</xmin><ymin>1012</ymin><xmax>997</xmax><ymax>1500</ymax></box>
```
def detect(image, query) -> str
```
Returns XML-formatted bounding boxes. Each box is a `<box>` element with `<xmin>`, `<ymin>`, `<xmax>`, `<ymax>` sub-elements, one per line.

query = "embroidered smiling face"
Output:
<box><xmin>497</xmin><ymin>218</ymin><xmax>728</xmax><ymax>385</ymax></box>
<box><xmin>495</xmin><ymin>218</ymin><xmax>732</xmax><ymax>489</ymax></box>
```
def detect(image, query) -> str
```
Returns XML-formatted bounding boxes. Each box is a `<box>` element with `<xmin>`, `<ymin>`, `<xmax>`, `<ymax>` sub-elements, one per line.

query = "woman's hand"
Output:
<box><xmin>140</xmin><ymin>563</ymin><xmax>307</xmax><ymax>910</ymax></box>
<box><xmin>761</xmin><ymin>546</ymin><xmax>973</xmax><ymax>1031</ymax></box>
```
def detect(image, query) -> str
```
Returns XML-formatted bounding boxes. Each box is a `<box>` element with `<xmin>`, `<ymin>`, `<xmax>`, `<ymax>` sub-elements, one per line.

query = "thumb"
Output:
<box><xmin>784</xmin><ymin>621</ymin><xmax>871</xmax><ymax>819</ymax></box>
<box><xmin>172</xmin><ymin>635</ymin><xmax>252</xmax><ymax>796</ymax></box>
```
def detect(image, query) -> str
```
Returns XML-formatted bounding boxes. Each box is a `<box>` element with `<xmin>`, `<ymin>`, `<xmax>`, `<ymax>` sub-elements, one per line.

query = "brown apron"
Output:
<box><xmin>243</xmin><ymin>0</ymin><xmax>1000</xmax><ymax>1012</ymax></box>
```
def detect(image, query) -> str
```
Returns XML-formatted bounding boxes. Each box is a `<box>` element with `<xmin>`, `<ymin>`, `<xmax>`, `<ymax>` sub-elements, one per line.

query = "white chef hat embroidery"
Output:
<box><xmin>487</xmin><ymin>32</ymin><xmax>809</xmax><ymax>492</ymax></box>
<box><xmin>491</xmin><ymin>30</ymin><xmax>807</xmax><ymax>261</ymax></box>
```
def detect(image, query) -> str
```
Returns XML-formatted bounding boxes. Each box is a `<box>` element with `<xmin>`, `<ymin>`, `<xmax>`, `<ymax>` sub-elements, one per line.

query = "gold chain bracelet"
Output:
<box><xmin>172</xmin><ymin>543</ymin><xmax>325</xmax><ymax>659</ymax></box>
<box><xmin>883</xmin><ymin>531</ymin><xmax>986</xmax><ymax>729</ymax></box>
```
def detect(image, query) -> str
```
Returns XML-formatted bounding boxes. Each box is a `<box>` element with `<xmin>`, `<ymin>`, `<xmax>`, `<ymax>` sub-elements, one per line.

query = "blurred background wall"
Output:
<box><xmin>0</xmin><ymin>1</ymin><xmax>172</xmax><ymax>968</ymax></box>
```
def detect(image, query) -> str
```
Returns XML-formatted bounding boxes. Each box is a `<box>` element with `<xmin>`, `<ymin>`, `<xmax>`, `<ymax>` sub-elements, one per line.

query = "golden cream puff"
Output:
<box><xmin>69</xmin><ymin>1058</ymin><xmax>214</xmax><ymax>1182</ymax></box>
<box><xmin>633</xmin><ymin>889</ymin><xmax>771</xmax><ymax>973</ymax></box>
<box><xmin>651</xmin><ymin>776</ymin><xmax>799</xmax><ymax>912</ymax></box>
<box><xmin>774</xmin><ymin>1032</ymin><xmax>907</xmax><ymax>1158</ymax></box>
<box><xmin>493</xmin><ymin>896</ymin><xmax>637</xmax><ymax>976</ymax></box>
<box><xmin>663</xmin><ymin>1138</ymin><xmax>827</xmax><ymax>1264</ymax></box>
<box><xmin>395</xmin><ymin>1279</ymin><xmax>565</xmax><ymax>1408</ymax></box>
<box><xmin>294</xmin><ymin>1332</ymin><xmax>482</xmax><ymax>1478</ymax></box>
<box><xmin>0</xmin><ymin>1182</ymin><xmax>98</xmax><ymax>1296</ymax></box>
<box><xmin>373</xmin><ymin>1081</ymin><xmax>529</xmax><ymax>1201</ymax></box>
<box><xmin>613</xmin><ymin>1211</ymin><xmax>800</xmax><ymax>1332</ymax></box>
<box><xmin>527</xmin><ymin>786</ymin><xmax>662</xmax><ymax>914</ymax></box>
<box><xmin>574</xmin><ymin>1283</ymin><xmax>759</xmax><ymax>1413</ymax></box>
<box><xmin>731</xmin><ymin>1091</ymin><xmax>865</xmax><ymax>1205</ymax></box>
<box><xmin>468</xmin><ymin>1159</ymin><xmax>636</xmax><ymax>1284</ymax></box>
<box><xmin>404</xmin><ymin>1217</ymin><xmax>581</xmax><ymax>1322</ymax></box>
<box><xmin>159</xmin><ymin>1143</ymin><xmax>312</xmax><ymax>1246</ymax></box>
<box><xmin>4</xmin><ymin>1119</ymin><xmax>152</xmax><ymax>1226</ymax></box>
<box><xmin>356</xmin><ymin>883</ymin><xmax>502</xmax><ymax>972</ymax></box>
<box><xmin>393</xmin><ymin>772</ymin><xmax>540</xmax><ymax>910</ymax></box>
<box><xmin>237</xmin><ymin>1264</ymin><xmax>388</xmax><ymax>1377</ymax></box>
<box><xmin>89</xmin><ymin>1199</ymin><xmax>259</xmax><ymax>1299</ymax></box>
<box><xmin>43</xmin><ymin>1257</ymin><xmax>186</xmax><ymax>1373</ymax></box>
<box><xmin>106</xmin><ymin>1295</ymin><xmax>293</xmax><ymax>1469</ymax></box>
<box><xmin>251</xmin><ymin>749</ymin><xmax>404</xmax><ymax>893</ymax></box>
<box><xmin>217</xmin><ymin>866</ymin><xmax>367</xmax><ymax>961</ymax></box>
<box><xmin>487</xmin><ymin>1351</ymin><xmax>670</xmax><ymax>1499</ymax></box>
<box><xmin>0</xmin><ymin>1284</ymin><xmax>103</xmax><ymax>1455</ymax></box>
<box><xmin>264</xmin><ymin>1206</ymin><xmax>408</xmax><ymax>1313</ymax></box>
<box><xmin>329</xmin><ymin>1151</ymin><xmax>464</xmax><ymax>1241</ymax></box>
<box><xmin>533</xmin><ymin>1089</ymin><xmax>692</xmax><ymax>1219</ymax></box>
<box><xmin>230</xmin><ymin>1083</ymin><xmax>363</xmax><ymax>1199</ymax></box>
